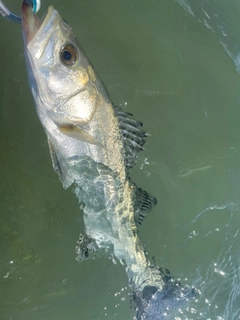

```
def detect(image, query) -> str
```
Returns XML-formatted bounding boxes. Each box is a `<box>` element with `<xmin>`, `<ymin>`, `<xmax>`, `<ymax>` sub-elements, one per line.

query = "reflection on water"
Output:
<box><xmin>175</xmin><ymin>0</ymin><xmax>240</xmax><ymax>74</ymax></box>
<box><xmin>1</xmin><ymin>0</ymin><xmax>240</xmax><ymax>319</ymax></box>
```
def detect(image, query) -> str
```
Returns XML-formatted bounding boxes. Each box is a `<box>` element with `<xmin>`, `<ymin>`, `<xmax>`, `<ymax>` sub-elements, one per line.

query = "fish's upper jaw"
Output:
<box><xmin>22</xmin><ymin>1</ymin><xmax>56</xmax><ymax>46</ymax></box>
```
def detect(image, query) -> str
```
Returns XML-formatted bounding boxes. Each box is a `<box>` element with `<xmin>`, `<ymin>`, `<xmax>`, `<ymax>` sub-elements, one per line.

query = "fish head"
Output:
<box><xmin>22</xmin><ymin>0</ymin><xmax>99</xmax><ymax>126</ymax></box>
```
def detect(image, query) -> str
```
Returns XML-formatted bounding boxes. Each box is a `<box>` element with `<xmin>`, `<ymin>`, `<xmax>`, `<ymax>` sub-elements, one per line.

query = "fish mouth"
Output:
<box><xmin>22</xmin><ymin>0</ymin><xmax>55</xmax><ymax>45</ymax></box>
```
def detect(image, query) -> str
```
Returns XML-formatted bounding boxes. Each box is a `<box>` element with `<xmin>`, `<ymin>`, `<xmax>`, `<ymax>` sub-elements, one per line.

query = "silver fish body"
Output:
<box><xmin>21</xmin><ymin>1</ymin><xmax>195</xmax><ymax>318</ymax></box>
<box><xmin>22</xmin><ymin>6</ymin><xmax>121</xmax><ymax>175</ymax></box>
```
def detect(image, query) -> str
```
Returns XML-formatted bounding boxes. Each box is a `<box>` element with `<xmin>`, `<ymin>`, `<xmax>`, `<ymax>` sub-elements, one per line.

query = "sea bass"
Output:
<box><xmin>21</xmin><ymin>1</ymin><xmax>195</xmax><ymax>318</ymax></box>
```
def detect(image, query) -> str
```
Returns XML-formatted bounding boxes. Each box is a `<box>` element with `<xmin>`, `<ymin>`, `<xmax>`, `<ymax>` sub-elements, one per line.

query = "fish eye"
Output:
<box><xmin>60</xmin><ymin>44</ymin><xmax>78</xmax><ymax>66</ymax></box>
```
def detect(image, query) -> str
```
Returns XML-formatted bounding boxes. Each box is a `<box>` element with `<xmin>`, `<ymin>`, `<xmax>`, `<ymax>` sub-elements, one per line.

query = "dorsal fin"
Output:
<box><xmin>131</xmin><ymin>183</ymin><xmax>157</xmax><ymax>227</ymax></box>
<box><xmin>114</xmin><ymin>106</ymin><xmax>149</xmax><ymax>169</ymax></box>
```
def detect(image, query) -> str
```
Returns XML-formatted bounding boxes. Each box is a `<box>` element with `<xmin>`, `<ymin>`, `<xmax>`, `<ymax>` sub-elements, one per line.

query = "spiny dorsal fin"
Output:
<box><xmin>114</xmin><ymin>106</ymin><xmax>149</xmax><ymax>169</ymax></box>
<box><xmin>131</xmin><ymin>183</ymin><xmax>157</xmax><ymax>227</ymax></box>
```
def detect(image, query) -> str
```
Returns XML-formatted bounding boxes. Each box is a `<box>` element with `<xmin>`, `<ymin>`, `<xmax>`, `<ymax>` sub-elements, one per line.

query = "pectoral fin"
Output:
<box><xmin>58</xmin><ymin>124</ymin><xmax>103</xmax><ymax>147</ymax></box>
<box><xmin>47</xmin><ymin>109</ymin><xmax>88</xmax><ymax>126</ymax></box>
<box><xmin>46</xmin><ymin>109</ymin><xmax>102</xmax><ymax>146</ymax></box>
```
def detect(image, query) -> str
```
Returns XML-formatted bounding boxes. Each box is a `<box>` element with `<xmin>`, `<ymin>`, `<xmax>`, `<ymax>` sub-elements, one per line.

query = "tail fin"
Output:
<box><xmin>133</xmin><ymin>269</ymin><xmax>197</xmax><ymax>320</ymax></box>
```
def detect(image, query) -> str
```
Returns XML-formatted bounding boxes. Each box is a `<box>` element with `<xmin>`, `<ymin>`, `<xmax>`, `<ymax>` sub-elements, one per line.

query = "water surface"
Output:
<box><xmin>1</xmin><ymin>0</ymin><xmax>240</xmax><ymax>319</ymax></box>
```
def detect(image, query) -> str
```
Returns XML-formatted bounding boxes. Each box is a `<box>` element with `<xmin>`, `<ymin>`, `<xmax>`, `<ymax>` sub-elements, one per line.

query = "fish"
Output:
<box><xmin>21</xmin><ymin>0</ymin><xmax>196</xmax><ymax>318</ymax></box>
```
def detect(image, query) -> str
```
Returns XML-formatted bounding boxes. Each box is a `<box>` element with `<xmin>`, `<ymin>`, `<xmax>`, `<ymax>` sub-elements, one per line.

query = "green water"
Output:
<box><xmin>1</xmin><ymin>0</ymin><xmax>240</xmax><ymax>319</ymax></box>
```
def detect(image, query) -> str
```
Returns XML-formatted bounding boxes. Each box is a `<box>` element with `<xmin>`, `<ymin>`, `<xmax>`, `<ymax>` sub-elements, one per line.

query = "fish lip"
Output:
<box><xmin>21</xmin><ymin>0</ymin><xmax>55</xmax><ymax>45</ymax></box>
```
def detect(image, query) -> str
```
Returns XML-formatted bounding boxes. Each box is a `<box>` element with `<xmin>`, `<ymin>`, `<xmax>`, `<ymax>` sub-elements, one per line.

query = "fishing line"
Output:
<box><xmin>0</xmin><ymin>0</ymin><xmax>41</xmax><ymax>23</ymax></box>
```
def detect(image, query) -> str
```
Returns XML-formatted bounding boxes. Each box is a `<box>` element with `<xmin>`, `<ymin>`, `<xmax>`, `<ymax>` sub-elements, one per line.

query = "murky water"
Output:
<box><xmin>1</xmin><ymin>0</ymin><xmax>240</xmax><ymax>319</ymax></box>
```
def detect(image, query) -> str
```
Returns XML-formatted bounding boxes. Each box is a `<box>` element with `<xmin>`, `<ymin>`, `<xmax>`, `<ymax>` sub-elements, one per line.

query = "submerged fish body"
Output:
<box><xmin>21</xmin><ymin>1</ymin><xmax>195</xmax><ymax>318</ymax></box>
